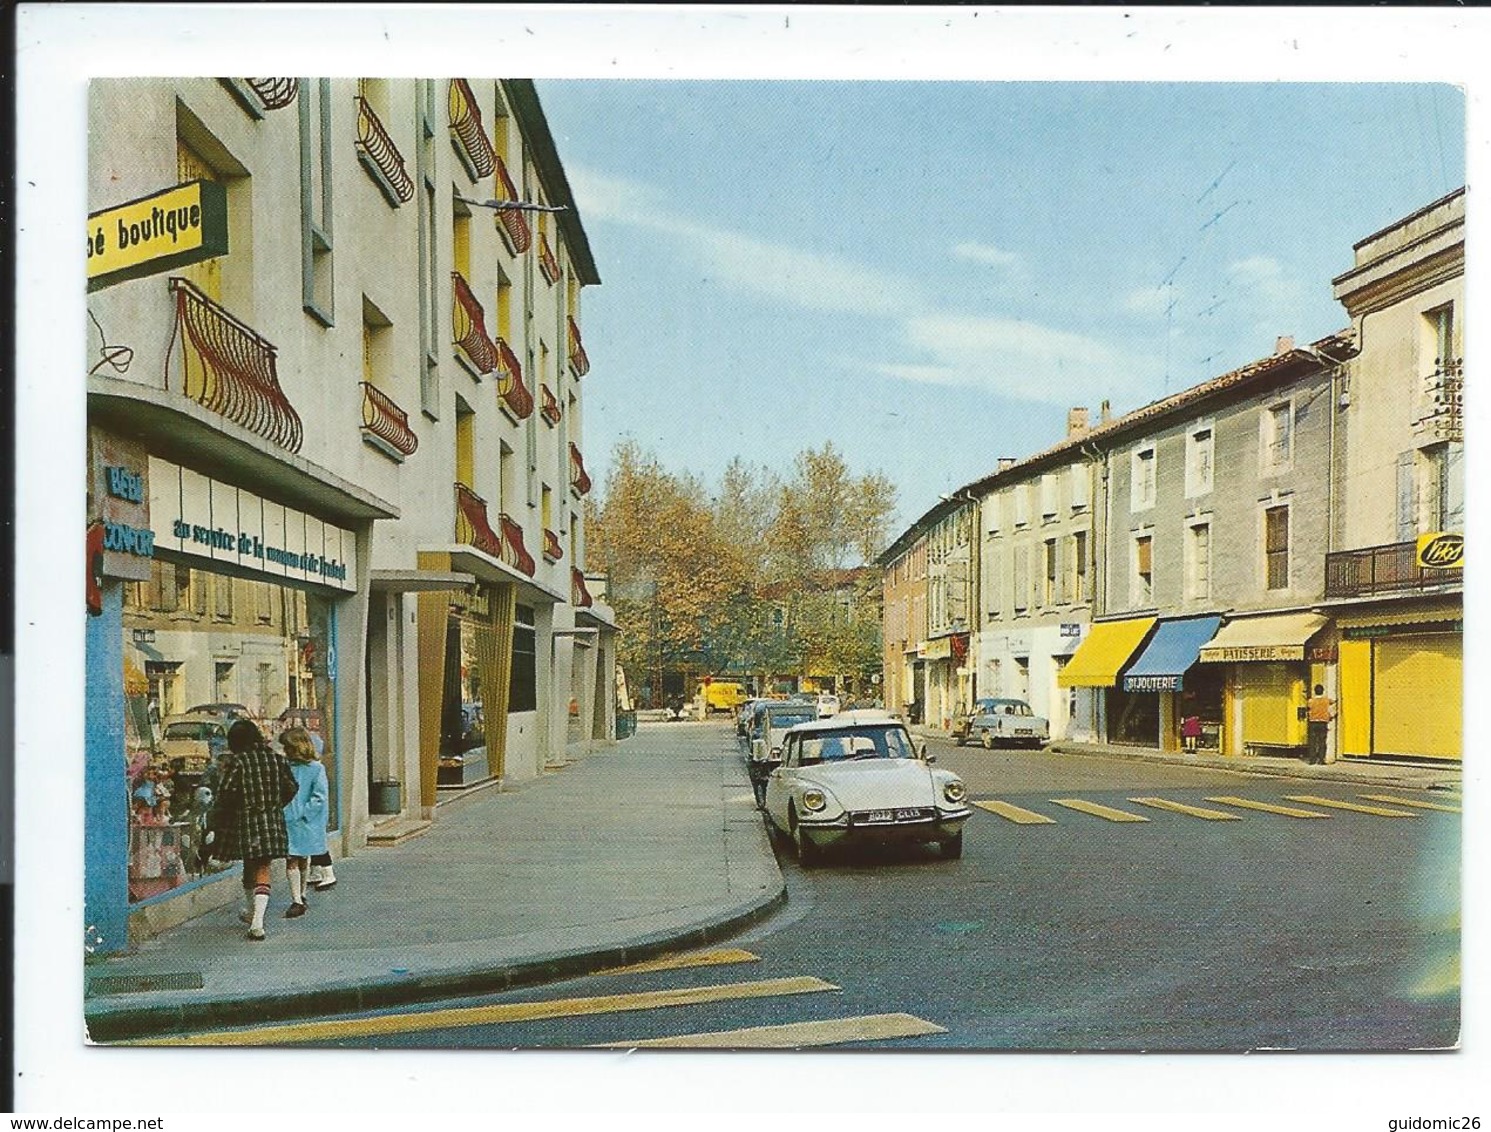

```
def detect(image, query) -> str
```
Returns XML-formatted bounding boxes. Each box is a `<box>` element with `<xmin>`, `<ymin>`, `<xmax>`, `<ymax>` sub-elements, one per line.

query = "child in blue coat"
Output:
<box><xmin>279</xmin><ymin>727</ymin><xmax>329</xmax><ymax>918</ymax></box>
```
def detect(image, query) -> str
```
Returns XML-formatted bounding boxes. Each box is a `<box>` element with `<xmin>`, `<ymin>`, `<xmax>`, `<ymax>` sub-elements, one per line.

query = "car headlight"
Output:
<box><xmin>942</xmin><ymin>780</ymin><xmax>968</xmax><ymax>804</ymax></box>
<box><xmin>801</xmin><ymin>788</ymin><xmax>828</xmax><ymax>812</ymax></box>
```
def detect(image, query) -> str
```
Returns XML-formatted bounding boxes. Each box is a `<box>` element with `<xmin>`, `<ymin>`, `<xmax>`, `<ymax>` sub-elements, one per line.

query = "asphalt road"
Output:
<box><xmin>176</xmin><ymin>733</ymin><xmax>1460</xmax><ymax>1052</ymax></box>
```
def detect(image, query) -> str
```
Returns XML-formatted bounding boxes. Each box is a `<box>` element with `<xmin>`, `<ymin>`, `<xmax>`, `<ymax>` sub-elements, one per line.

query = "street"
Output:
<box><xmin>152</xmin><ymin>725</ymin><xmax>1458</xmax><ymax>1052</ymax></box>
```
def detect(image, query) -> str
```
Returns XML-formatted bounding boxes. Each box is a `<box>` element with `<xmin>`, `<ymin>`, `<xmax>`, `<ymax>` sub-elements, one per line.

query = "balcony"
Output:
<box><xmin>359</xmin><ymin>382</ymin><xmax>419</xmax><ymax>460</ymax></box>
<box><xmin>569</xmin><ymin>442</ymin><xmax>592</xmax><ymax>498</ymax></box>
<box><xmin>454</xmin><ymin>482</ymin><xmax>502</xmax><ymax>559</ymax></box>
<box><xmin>571</xmin><ymin>567</ymin><xmax>594</xmax><ymax>609</ymax></box>
<box><xmin>167</xmin><ymin>277</ymin><xmax>303</xmax><ymax>453</ymax></box>
<box><xmin>495</xmin><ymin>337</ymin><xmax>533</xmax><ymax>422</ymax></box>
<box><xmin>448</xmin><ymin>78</ymin><xmax>496</xmax><ymax>181</ymax></box>
<box><xmin>540</xmin><ymin>384</ymin><xmax>562</xmax><ymax>427</ymax></box>
<box><xmin>567</xmin><ymin>316</ymin><xmax>590</xmax><ymax>377</ymax></box>
<box><xmin>1325</xmin><ymin>540</ymin><xmax>1463</xmax><ymax>600</ymax></box>
<box><xmin>222</xmin><ymin>78</ymin><xmax>299</xmax><ymax>117</ymax></box>
<box><xmin>451</xmin><ymin>271</ymin><xmax>499</xmax><ymax>377</ymax></box>
<box><xmin>543</xmin><ymin>528</ymin><xmax>563</xmax><ymax>563</ymax></box>
<box><xmin>538</xmin><ymin>230</ymin><xmax>561</xmax><ymax>286</ymax></box>
<box><xmin>1413</xmin><ymin>359</ymin><xmax>1463</xmax><ymax>444</ymax></box>
<box><xmin>498</xmin><ymin>512</ymin><xmax>537</xmax><ymax>577</ymax></box>
<box><xmin>355</xmin><ymin>96</ymin><xmax>414</xmax><ymax>206</ymax></box>
<box><xmin>493</xmin><ymin>156</ymin><xmax>532</xmax><ymax>255</ymax></box>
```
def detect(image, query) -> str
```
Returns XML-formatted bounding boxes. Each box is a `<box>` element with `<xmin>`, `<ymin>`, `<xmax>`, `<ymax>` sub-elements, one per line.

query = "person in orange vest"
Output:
<box><xmin>1306</xmin><ymin>685</ymin><xmax>1336</xmax><ymax>765</ymax></box>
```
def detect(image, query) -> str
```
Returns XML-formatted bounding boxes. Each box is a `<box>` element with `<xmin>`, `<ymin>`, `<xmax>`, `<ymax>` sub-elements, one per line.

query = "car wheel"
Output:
<box><xmin>940</xmin><ymin>831</ymin><xmax>964</xmax><ymax>860</ymax></box>
<box><xmin>980</xmin><ymin>730</ymin><xmax>994</xmax><ymax>750</ymax></box>
<box><xmin>789</xmin><ymin>808</ymin><xmax>820</xmax><ymax>867</ymax></box>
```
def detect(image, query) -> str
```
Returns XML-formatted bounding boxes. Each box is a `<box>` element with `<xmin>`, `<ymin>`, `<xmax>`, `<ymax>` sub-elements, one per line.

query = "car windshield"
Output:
<box><xmin>164</xmin><ymin>722</ymin><xmax>221</xmax><ymax>740</ymax></box>
<box><xmin>986</xmin><ymin>701</ymin><xmax>1033</xmax><ymax>716</ymax></box>
<box><xmin>799</xmin><ymin>726</ymin><xmax>915</xmax><ymax>764</ymax></box>
<box><xmin>767</xmin><ymin>709</ymin><xmax>815</xmax><ymax>728</ymax></box>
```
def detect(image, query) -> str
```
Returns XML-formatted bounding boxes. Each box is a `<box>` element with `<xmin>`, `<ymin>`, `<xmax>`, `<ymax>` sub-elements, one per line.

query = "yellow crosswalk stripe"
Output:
<box><xmin>1358</xmin><ymin>794</ymin><xmax>1461</xmax><ymax>814</ymax></box>
<box><xmin>1205</xmin><ymin>796</ymin><xmax>1331</xmax><ymax>819</ymax></box>
<box><xmin>595</xmin><ymin>1012</ymin><xmax>946</xmax><ymax>1049</ymax></box>
<box><xmin>1051</xmin><ymin>798</ymin><xmax>1150</xmax><ymax>823</ymax></box>
<box><xmin>1284</xmin><ymin>795</ymin><xmax>1418</xmax><ymax>817</ymax></box>
<box><xmin>135</xmin><ymin>976</ymin><xmax>840</xmax><ymax>1046</ymax></box>
<box><xmin>595</xmin><ymin>948</ymin><xmax>760</xmax><ymax>976</ymax></box>
<box><xmin>1128</xmin><ymin>797</ymin><xmax>1242</xmax><ymax>821</ymax></box>
<box><xmin>974</xmin><ymin>799</ymin><xmax>1057</xmax><ymax>824</ymax></box>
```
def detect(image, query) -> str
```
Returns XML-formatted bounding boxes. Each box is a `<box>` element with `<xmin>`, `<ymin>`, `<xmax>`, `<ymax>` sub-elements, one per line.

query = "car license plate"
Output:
<box><xmin>865</xmin><ymin>809</ymin><xmax>894</xmax><ymax>823</ymax></box>
<box><xmin>1015</xmin><ymin>728</ymin><xmax>1032</xmax><ymax>736</ymax></box>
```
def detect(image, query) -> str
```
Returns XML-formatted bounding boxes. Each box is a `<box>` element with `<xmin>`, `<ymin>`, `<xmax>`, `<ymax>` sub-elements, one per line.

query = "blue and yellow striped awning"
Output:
<box><xmin>1057</xmin><ymin>617</ymin><xmax>1157</xmax><ymax>687</ymax></box>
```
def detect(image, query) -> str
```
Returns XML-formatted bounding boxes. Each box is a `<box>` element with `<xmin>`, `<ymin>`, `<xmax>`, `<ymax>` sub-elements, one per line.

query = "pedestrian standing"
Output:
<box><xmin>1181</xmin><ymin>714</ymin><xmax>1202</xmax><ymax>754</ymax></box>
<box><xmin>302</xmin><ymin>725</ymin><xmax>337</xmax><ymax>891</ymax></box>
<box><xmin>1306</xmin><ymin>684</ymin><xmax>1336</xmax><ymax>765</ymax></box>
<box><xmin>211</xmin><ymin>720</ymin><xmax>299</xmax><ymax>940</ymax></box>
<box><xmin>279</xmin><ymin>727</ymin><xmax>329</xmax><ymax>918</ymax></box>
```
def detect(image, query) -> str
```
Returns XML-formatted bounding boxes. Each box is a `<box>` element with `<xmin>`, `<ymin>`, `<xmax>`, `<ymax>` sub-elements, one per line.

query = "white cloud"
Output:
<box><xmin>871</xmin><ymin>362</ymin><xmax>965</xmax><ymax>387</ymax></box>
<box><xmin>952</xmin><ymin>241</ymin><xmax>1023</xmax><ymax>271</ymax></box>
<box><xmin>1122</xmin><ymin>284</ymin><xmax>1181</xmax><ymax>317</ymax></box>
<box><xmin>1227</xmin><ymin>255</ymin><xmax>1303</xmax><ymax>305</ymax></box>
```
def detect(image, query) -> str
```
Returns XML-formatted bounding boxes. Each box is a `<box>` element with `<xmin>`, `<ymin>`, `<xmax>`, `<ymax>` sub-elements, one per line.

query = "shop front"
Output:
<box><xmin>1056</xmin><ymin>617</ymin><xmax>1156</xmax><ymax>745</ymax></box>
<box><xmin>1336</xmin><ymin>600</ymin><xmax>1462</xmax><ymax>761</ymax></box>
<box><xmin>1118</xmin><ymin>615</ymin><xmax>1223</xmax><ymax>751</ymax></box>
<box><xmin>1196</xmin><ymin>611</ymin><xmax>1329</xmax><ymax>759</ymax></box>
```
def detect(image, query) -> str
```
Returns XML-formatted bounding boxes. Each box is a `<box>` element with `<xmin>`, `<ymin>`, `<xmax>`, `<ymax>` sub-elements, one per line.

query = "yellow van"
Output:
<box><xmin>701</xmin><ymin>680</ymin><xmax>748</xmax><ymax>714</ymax></box>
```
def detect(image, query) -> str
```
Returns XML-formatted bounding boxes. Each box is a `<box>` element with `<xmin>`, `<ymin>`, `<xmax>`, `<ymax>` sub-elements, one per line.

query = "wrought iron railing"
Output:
<box><xmin>1325</xmin><ymin>540</ymin><xmax>1462</xmax><ymax>599</ymax></box>
<box><xmin>540</xmin><ymin>384</ymin><xmax>562</xmax><ymax>426</ymax></box>
<box><xmin>242</xmin><ymin>78</ymin><xmax>299</xmax><ymax>110</ymax></box>
<box><xmin>451</xmin><ymin>271</ymin><xmax>499</xmax><ymax>375</ymax></box>
<box><xmin>355</xmin><ymin>96</ymin><xmax>415</xmax><ymax>205</ymax></box>
<box><xmin>454</xmin><ymin>482</ymin><xmax>502</xmax><ymax>559</ymax></box>
<box><xmin>495</xmin><ymin>337</ymin><xmax>533</xmax><ymax>421</ymax></box>
<box><xmin>448</xmin><ymin>79</ymin><xmax>496</xmax><ymax>179</ymax></box>
<box><xmin>567</xmin><ymin>316</ymin><xmax>590</xmax><ymax>377</ymax></box>
<box><xmin>499</xmin><ymin>512</ymin><xmax>537</xmax><ymax>577</ymax></box>
<box><xmin>538</xmin><ymin>230</ymin><xmax>561</xmax><ymax>285</ymax></box>
<box><xmin>571</xmin><ymin>567</ymin><xmax>594</xmax><ymax>609</ymax></box>
<box><xmin>360</xmin><ymin>382</ymin><xmax>419</xmax><ymax>457</ymax></box>
<box><xmin>167</xmin><ymin>277</ymin><xmax>303</xmax><ymax>453</ymax></box>
<box><xmin>543</xmin><ymin>528</ymin><xmax>563</xmax><ymax>562</ymax></box>
<box><xmin>494</xmin><ymin>156</ymin><xmax>532</xmax><ymax>253</ymax></box>
<box><xmin>569</xmin><ymin>442</ymin><xmax>592</xmax><ymax>497</ymax></box>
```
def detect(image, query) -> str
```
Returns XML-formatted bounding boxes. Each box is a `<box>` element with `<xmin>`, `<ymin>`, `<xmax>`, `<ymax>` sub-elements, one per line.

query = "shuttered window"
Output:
<box><xmin>1265</xmin><ymin>505</ymin><xmax>1289</xmax><ymax>590</ymax></box>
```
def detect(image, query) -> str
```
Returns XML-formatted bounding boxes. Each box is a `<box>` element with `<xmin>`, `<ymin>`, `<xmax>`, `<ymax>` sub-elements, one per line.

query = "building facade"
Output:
<box><xmin>879</xmin><ymin>533</ymin><xmax>927</xmax><ymax>720</ymax></box>
<box><xmin>86</xmin><ymin>77</ymin><xmax>616</xmax><ymax>954</ymax></box>
<box><xmin>923</xmin><ymin>504</ymin><xmax>977</xmax><ymax>729</ymax></box>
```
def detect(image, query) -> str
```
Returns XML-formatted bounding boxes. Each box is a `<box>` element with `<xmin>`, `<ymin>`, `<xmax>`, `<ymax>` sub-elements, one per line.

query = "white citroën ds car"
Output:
<box><xmin>763</xmin><ymin>713</ymin><xmax>972</xmax><ymax>865</ymax></box>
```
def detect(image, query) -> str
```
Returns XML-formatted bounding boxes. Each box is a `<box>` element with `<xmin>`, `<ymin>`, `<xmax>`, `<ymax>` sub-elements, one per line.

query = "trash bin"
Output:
<box><xmin>616</xmin><ymin>710</ymin><xmax>637</xmax><ymax>740</ymax></box>
<box><xmin>370</xmin><ymin>779</ymin><xmax>402</xmax><ymax>815</ymax></box>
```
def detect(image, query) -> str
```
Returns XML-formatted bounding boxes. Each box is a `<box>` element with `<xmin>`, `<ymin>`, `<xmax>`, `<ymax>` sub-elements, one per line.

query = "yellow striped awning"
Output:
<box><xmin>1057</xmin><ymin>617</ymin><xmax>1156</xmax><ymax>687</ymax></box>
<box><xmin>1197</xmin><ymin>612</ymin><xmax>1328</xmax><ymax>663</ymax></box>
<box><xmin>1333</xmin><ymin>600</ymin><xmax>1461</xmax><ymax>630</ymax></box>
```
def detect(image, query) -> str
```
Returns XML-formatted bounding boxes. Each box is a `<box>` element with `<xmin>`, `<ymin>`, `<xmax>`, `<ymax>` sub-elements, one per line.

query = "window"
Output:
<box><xmin>1185</xmin><ymin>424</ymin><xmax>1214</xmax><ymax>497</ymax></box>
<box><xmin>1013</xmin><ymin>485</ymin><xmax>1030</xmax><ymax>528</ymax></box>
<box><xmin>1262</xmin><ymin>402</ymin><xmax>1293</xmax><ymax>473</ymax></box>
<box><xmin>1185</xmin><ymin>521</ymin><xmax>1211</xmax><ymax>601</ymax></box>
<box><xmin>298</xmin><ymin>78</ymin><xmax>334</xmax><ymax>324</ymax></box>
<box><xmin>452</xmin><ymin>199</ymin><xmax>472</xmax><ymax>279</ymax></box>
<box><xmin>508</xmin><ymin>604</ymin><xmax>537</xmax><ymax>712</ymax></box>
<box><xmin>499</xmin><ymin>440</ymin><xmax>515</xmax><ymax>515</ymax></box>
<box><xmin>416</xmin><ymin>80</ymin><xmax>440</xmax><ymax>417</ymax></box>
<box><xmin>1264</xmin><ymin>505</ymin><xmax>1290</xmax><ymax>590</ymax></box>
<box><xmin>255</xmin><ymin>580</ymin><xmax>274</xmax><ymax>623</ymax></box>
<box><xmin>455</xmin><ymin>398</ymin><xmax>475</xmax><ymax>489</ymax></box>
<box><xmin>1131</xmin><ymin>445</ymin><xmax>1157</xmax><ymax>511</ymax></box>
<box><xmin>1072</xmin><ymin>530</ymin><xmax>1089</xmax><ymax>603</ymax></box>
<box><xmin>1013</xmin><ymin>546</ymin><xmax>1030</xmax><ymax>613</ymax></box>
<box><xmin>496</xmin><ymin>270</ymin><xmax>513</xmax><ymax>342</ymax></box>
<box><xmin>1425</xmin><ymin>304</ymin><xmax>1455</xmax><ymax>370</ymax></box>
<box><xmin>213</xmin><ymin>574</ymin><xmax>234</xmax><ymax>620</ymax></box>
<box><xmin>983</xmin><ymin>542</ymin><xmax>1002</xmax><ymax>620</ymax></box>
<box><xmin>1040</xmin><ymin>473</ymin><xmax>1058</xmax><ymax>520</ymax></box>
<box><xmin>1044</xmin><ymin>538</ymin><xmax>1059</xmax><ymax>606</ymax></box>
<box><xmin>175</xmin><ymin>140</ymin><xmax>223</xmax><ymax>302</ymax></box>
<box><xmin>1070</xmin><ymin>465</ymin><xmax>1090</xmax><ymax>511</ymax></box>
<box><xmin>1133</xmin><ymin>533</ymin><xmax>1154</xmax><ymax>606</ymax></box>
<box><xmin>362</xmin><ymin>297</ymin><xmax>392</xmax><ymax>392</ymax></box>
<box><xmin>215</xmin><ymin>661</ymin><xmax>235</xmax><ymax>702</ymax></box>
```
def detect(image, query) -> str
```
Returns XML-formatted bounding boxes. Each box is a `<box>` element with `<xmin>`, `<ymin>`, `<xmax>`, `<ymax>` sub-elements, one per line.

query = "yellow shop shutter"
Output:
<box><xmin>1338</xmin><ymin>638</ymin><xmax>1372</xmax><ymax>757</ymax></box>
<box><xmin>1372</xmin><ymin>634</ymin><xmax>1462</xmax><ymax>760</ymax></box>
<box><xmin>1238</xmin><ymin>662</ymin><xmax>1304</xmax><ymax>747</ymax></box>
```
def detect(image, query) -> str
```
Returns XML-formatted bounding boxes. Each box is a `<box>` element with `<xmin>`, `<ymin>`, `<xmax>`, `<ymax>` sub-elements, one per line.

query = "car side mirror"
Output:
<box><xmin>770</xmin><ymin>745</ymin><xmax>781</xmax><ymax>757</ymax></box>
<box><xmin>918</xmin><ymin>742</ymin><xmax>932</xmax><ymax>762</ymax></box>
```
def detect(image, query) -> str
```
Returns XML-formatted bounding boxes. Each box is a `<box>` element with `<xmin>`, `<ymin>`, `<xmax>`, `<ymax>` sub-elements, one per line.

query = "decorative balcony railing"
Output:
<box><xmin>359</xmin><ymin>382</ymin><xmax>419</xmax><ymax>458</ymax></box>
<box><xmin>571</xmin><ymin>568</ymin><xmax>594</xmax><ymax>609</ymax></box>
<box><xmin>167</xmin><ymin>277</ymin><xmax>303</xmax><ymax>453</ymax></box>
<box><xmin>1413</xmin><ymin>359</ymin><xmax>1463</xmax><ymax>444</ymax></box>
<box><xmin>540</xmin><ymin>384</ymin><xmax>562</xmax><ymax>426</ymax></box>
<box><xmin>538</xmin><ymin>231</ymin><xmax>561</xmax><ymax>285</ymax></box>
<box><xmin>567</xmin><ymin>316</ymin><xmax>590</xmax><ymax>377</ymax></box>
<box><xmin>498</xmin><ymin>512</ymin><xmax>537</xmax><ymax>577</ymax></box>
<box><xmin>454</xmin><ymin>482</ymin><xmax>502</xmax><ymax>559</ymax></box>
<box><xmin>495</xmin><ymin>337</ymin><xmax>533</xmax><ymax>421</ymax></box>
<box><xmin>451</xmin><ymin>271</ymin><xmax>500</xmax><ymax>376</ymax></box>
<box><xmin>493</xmin><ymin>156</ymin><xmax>533</xmax><ymax>254</ymax></box>
<box><xmin>1325</xmin><ymin>540</ymin><xmax>1462</xmax><ymax>600</ymax></box>
<box><xmin>222</xmin><ymin>78</ymin><xmax>300</xmax><ymax>116</ymax></box>
<box><xmin>355</xmin><ymin>96</ymin><xmax>415</xmax><ymax>206</ymax></box>
<box><xmin>543</xmin><ymin>528</ymin><xmax>563</xmax><ymax>563</ymax></box>
<box><xmin>569</xmin><ymin>442</ymin><xmax>592</xmax><ymax>498</ymax></box>
<box><xmin>448</xmin><ymin>79</ymin><xmax>496</xmax><ymax>180</ymax></box>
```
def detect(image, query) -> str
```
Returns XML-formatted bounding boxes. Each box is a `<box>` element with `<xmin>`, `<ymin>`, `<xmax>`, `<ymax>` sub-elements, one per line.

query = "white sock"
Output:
<box><xmin>250</xmin><ymin>888</ymin><xmax>270</xmax><ymax>932</ymax></box>
<box><xmin>288</xmin><ymin>864</ymin><xmax>304</xmax><ymax>905</ymax></box>
<box><xmin>319</xmin><ymin>865</ymin><xmax>335</xmax><ymax>885</ymax></box>
<box><xmin>307</xmin><ymin>865</ymin><xmax>323</xmax><ymax>884</ymax></box>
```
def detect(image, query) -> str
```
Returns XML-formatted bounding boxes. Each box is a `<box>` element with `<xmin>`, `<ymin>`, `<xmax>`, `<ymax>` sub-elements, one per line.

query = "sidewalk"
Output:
<box><xmin>84</xmin><ymin>721</ymin><xmax>782</xmax><ymax>1042</ymax></box>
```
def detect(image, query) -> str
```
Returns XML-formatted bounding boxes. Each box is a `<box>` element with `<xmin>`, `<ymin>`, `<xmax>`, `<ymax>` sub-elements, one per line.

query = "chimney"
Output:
<box><xmin>1099</xmin><ymin>399</ymin><xmax>1112</xmax><ymax>424</ymax></box>
<box><xmin>1066</xmin><ymin>406</ymin><xmax>1090</xmax><ymax>437</ymax></box>
<box><xmin>1275</xmin><ymin>335</ymin><xmax>1295</xmax><ymax>356</ymax></box>
<box><xmin>997</xmin><ymin>457</ymin><xmax>1016</xmax><ymax>472</ymax></box>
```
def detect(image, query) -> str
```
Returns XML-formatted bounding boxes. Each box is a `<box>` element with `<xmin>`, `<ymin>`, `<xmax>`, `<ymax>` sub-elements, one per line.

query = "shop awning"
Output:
<box><xmin>1333</xmin><ymin>599</ymin><xmax>1461</xmax><ymax>630</ymax></box>
<box><xmin>1120</xmin><ymin>615</ymin><xmax>1222</xmax><ymax>692</ymax></box>
<box><xmin>1057</xmin><ymin>617</ymin><xmax>1156</xmax><ymax>687</ymax></box>
<box><xmin>1197</xmin><ymin>612</ymin><xmax>1329</xmax><ymax>663</ymax></box>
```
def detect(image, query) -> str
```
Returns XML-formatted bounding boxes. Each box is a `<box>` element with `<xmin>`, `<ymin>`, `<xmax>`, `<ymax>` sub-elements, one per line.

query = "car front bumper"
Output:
<box><xmin>798</xmin><ymin>807</ymin><xmax>970</xmax><ymax>847</ymax></box>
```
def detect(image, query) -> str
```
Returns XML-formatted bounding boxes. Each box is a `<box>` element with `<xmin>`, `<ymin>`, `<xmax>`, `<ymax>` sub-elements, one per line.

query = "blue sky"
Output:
<box><xmin>537</xmin><ymin>80</ymin><xmax>1464</xmax><ymax>534</ymax></box>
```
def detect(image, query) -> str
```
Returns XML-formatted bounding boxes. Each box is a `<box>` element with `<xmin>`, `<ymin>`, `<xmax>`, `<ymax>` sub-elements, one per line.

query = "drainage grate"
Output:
<box><xmin>89</xmin><ymin>972</ymin><xmax>205</xmax><ymax>996</ymax></box>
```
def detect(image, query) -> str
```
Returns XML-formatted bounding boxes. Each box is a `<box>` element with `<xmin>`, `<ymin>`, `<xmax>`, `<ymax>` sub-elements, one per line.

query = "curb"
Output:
<box><xmin>1045</xmin><ymin>742</ymin><xmax>1459</xmax><ymax>791</ymax></box>
<box><xmin>85</xmin><ymin>883</ymin><xmax>788</xmax><ymax>1043</ymax></box>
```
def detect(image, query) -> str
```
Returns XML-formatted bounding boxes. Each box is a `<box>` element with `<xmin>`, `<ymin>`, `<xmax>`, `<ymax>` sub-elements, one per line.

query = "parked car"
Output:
<box><xmin>185</xmin><ymin>702</ymin><xmax>252</xmax><ymax>721</ymax></box>
<box><xmin>950</xmin><ymin>698</ymin><xmax>1002</xmax><ymax>745</ymax></box>
<box><xmin>159</xmin><ymin>712</ymin><xmax>231</xmax><ymax>775</ymax></box>
<box><xmin>815</xmin><ymin>693</ymin><xmax>841</xmax><ymax>718</ymax></box>
<box><xmin>701</xmin><ymin>680</ymin><xmax>749</xmax><ymax>714</ymax></box>
<box><xmin>964</xmin><ymin>698</ymin><xmax>1050</xmax><ymax>749</ymax></box>
<box><xmin>763</xmin><ymin>715</ymin><xmax>971</xmax><ymax>864</ymax></box>
<box><xmin>745</xmin><ymin>700</ymin><xmax>820</xmax><ymax>805</ymax></box>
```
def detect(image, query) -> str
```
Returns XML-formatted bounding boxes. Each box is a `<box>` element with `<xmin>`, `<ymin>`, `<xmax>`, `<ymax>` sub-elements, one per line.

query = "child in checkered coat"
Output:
<box><xmin>213</xmin><ymin>720</ymin><xmax>299</xmax><ymax>940</ymax></box>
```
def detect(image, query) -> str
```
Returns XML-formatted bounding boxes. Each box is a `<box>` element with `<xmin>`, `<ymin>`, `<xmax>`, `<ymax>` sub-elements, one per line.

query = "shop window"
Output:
<box><xmin>1185</xmin><ymin>521</ymin><xmax>1212</xmax><ymax>601</ymax></box>
<box><xmin>1185</xmin><ymin>424</ymin><xmax>1214</xmax><ymax>497</ymax></box>
<box><xmin>1131</xmin><ymin>445</ymin><xmax>1157</xmax><ymax>511</ymax></box>
<box><xmin>299</xmin><ymin>78</ymin><xmax>334</xmax><ymax>325</ymax></box>
<box><xmin>509</xmin><ymin>604</ymin><xmax>537</xmax><ymax>712</ymax></box>
<box><xmin>1264</xmin><ymin>505</ymin><xmax>1290</xmax><ymax>590</ymax></box>
<box><xmin>1261</xmin><ymin>401</ymin><xmax>1293</xmax><ymax>474</ymax></box>
<box><xmin>1133</xmin><ymin>533</ymin><xmax>1154</xmax><ymax>606</ymax></box>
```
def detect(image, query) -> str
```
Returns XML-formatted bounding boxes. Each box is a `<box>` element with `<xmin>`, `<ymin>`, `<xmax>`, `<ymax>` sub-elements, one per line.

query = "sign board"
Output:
<box><xmin>1123</xmin><ymin>674</ymin><xmax>1183</xmax><ymax>693</ymax></box>
<box><xmin>1416</xmin><ymin>532</ymin><xmax>1464</xmax><ymax>570</ymax></box>
<box><xmin>921</xmin><ymin>637</ymin><xmax>952</xmax><ymax>661</ymax></box>
<box><xmin>87</xmin><ymin>180</ymin><xmax>229</xmax><ymax>291</ymax></box>
<box><xmin>1201</xmin><ymin>645</ymin><xmax>1306</xmax><ymax>663</ymax></box>
<box><xmin>88</xmin><ymin>428</ymin><xmax>154</xmax><ymax>581</ymax></box>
